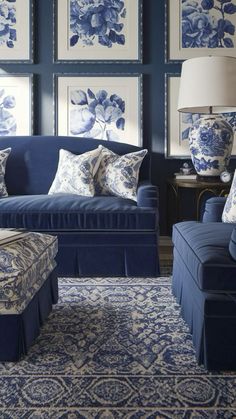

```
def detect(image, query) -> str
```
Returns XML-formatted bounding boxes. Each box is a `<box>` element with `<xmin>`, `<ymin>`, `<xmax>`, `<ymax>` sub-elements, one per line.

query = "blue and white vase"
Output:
<box><xmin>189</xmin><ymin>115</ymin><xmax>233</xmax><ymax>176</ymax></box>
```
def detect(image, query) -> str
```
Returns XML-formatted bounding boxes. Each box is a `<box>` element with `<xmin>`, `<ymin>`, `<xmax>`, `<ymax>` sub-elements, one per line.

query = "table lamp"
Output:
<box><xmin>178</xmin><ymin>56</ymin><xmax>236</xmax><ymax>177</ymax></box>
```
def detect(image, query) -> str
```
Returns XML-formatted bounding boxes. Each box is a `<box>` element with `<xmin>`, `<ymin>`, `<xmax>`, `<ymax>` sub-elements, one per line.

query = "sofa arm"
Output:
<box><xmin>137</xmin><ymin>181</ymin><xmax>159</xmax><ymax>208</ymax></box>
<box><xmin>202</xmin><ymin>197</ymin><xmax>227</xmax><ymax>222</ymax></box>
<box><xmin>229</xmin><ymin>227</ymin><xmax>236</xmax><ymax>261</ymax></box>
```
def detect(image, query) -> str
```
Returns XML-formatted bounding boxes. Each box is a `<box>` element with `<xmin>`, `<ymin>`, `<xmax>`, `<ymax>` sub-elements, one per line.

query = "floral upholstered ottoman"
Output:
<box><xmin>0</xmin><ymin>232</ymin><xmax>58</xmax><ymax>361</ymax></box>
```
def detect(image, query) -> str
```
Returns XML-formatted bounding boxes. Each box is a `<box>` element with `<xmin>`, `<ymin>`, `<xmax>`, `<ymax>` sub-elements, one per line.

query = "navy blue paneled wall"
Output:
<box><xmin>1</xmin><ymin>1</ymin><xmax>232</xmax><ymax>233</ymax></box>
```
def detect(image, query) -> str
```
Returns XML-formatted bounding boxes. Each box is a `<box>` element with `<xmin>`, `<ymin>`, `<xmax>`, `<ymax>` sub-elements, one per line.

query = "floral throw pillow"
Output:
<box><xmin>0</xmin><ymin>148</ymin><xmax>11</xmax><ymax>197</ymax></box>
<box><xmin>48</xmin><ymin>148</ymin><xmax>102</xmax><ymax>197</ymax></box>
<box><xmin>95</xmin><ymin>145</ymin><xmax>148</xmax><ymax>201</ymax></box>
<box><xmin>222</xmin><ymin>170</ymin><xmax>236</xmax><ymax>223</ymax></box>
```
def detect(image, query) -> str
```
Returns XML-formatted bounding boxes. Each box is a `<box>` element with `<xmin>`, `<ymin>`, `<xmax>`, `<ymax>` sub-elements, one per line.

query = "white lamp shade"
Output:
<box><xmin>178</xmin><ymin>56</ymin><xmax>236</xmax><ymax>114</ymax></box>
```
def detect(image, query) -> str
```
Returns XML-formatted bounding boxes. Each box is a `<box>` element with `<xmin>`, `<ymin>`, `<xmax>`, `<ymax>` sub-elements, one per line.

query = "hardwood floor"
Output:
<box><xmin>159</xmin><ymin>236</ymin><xmax>173</xmax><ymax>275</ymax></box>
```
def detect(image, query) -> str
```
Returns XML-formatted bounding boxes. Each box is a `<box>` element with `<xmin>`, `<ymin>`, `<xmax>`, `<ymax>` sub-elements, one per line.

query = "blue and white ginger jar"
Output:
<box><xmin>189</xmin><ymin>115</ymin><xmax>233</xmax><ymax>176</ymax></box>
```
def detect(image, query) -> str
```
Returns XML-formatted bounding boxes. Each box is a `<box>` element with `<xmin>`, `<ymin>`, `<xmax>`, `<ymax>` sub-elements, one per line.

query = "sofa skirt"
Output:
<box><xmin>0</xmin><ymin>269</ymin><xmax>58</xmax><ymax>362</ymax></box>
<box><xmin>172</xmin><ymin>247</ymin><xmax>236</xmax><ymax>371</ymax></box>
<box><xmin>55</xmin><ymin>231</ymin><xmax>160</xmax><ymax>277</ymax></box>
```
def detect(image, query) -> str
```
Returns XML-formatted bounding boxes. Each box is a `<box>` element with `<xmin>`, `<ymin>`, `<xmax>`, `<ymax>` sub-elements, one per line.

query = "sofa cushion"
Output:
<box><xmin>48</xmin><ymin>148</ymin><xmax>102</xmax><ymax>197</ymax></box>
<box><xmin>229</xmin><ymin>227</ymin><xmax>236</xmax><ymax>261</ymax></box>
<box><xmin>222</xmin><ymin>169</ymin><xmax>236</xmax><ymax>223</ymax></box>
<box><xmin>95</xmin><ymin>145</ymin><xmax>147</xmax><ymax>201</ymax></box>
<box><xmin>203</xmin><ymin>197</ymin><xmax>226</xmax><ymax>222</ymax></box>
<box><xmin>0</xmin><ymin>194</ymin><xmax>157</xmax><ymax>231</ymax></box>
<box><xmin>172</xmin><ymin>221</ymin><xmax>236</xmax><ymax>292</ymax></box>
<box><xmin>0</xmin><ymin>148</ymin><xmax>11</xmax><ymax>197</ymax></box>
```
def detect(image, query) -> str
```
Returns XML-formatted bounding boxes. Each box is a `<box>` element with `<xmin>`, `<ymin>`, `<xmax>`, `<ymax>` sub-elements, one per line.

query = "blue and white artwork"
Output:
<box><xmin>0</xmin><ymin>75</ymin><xmax>32</xmax><ymax>135</ymax></box>
<box><xmin>0</xmin><ymin>89</ymin><xmax>16</xmax><ymax>136</ymax></box>
<box><xmin>181</xmin><ymin>0</ymin><xmax>236</xmax><ymax>49</ymax></box>
<box><xmin>56</xmin><ymin>75</ymin><xmax>142</xmax><ymax>146</ymax></box>
<box><xmin>168</xmin><ymin>0</ymin><xmax>236</xmax><ymax>60</ymax></box>
<box><xmin>70</xmin><ymin>88</ymin><xmax>125</xmax><ymax>141</ymax></box>
<box><xmin>56</xmin><ymin>0</ymin><xmax>141</xmax><ymax>62</ymax></box>
<box><xmin>0</xmin><ymin>0</ymin><xmax>17</xmax><ymax>49</ymax></box>
<box><xmin>70</xmin><ymin>0</ymin><xmax>126</xmax><ymax>49</ymax></box>
<box><xmin>0</xmin><ymin>0</ymin><xmax>32</xmax><ymax>62</ymax></box>
<box><xmin>167</xmin><ymin>75</ymin><xmax>236</xmax><ymax>158</ymax></box>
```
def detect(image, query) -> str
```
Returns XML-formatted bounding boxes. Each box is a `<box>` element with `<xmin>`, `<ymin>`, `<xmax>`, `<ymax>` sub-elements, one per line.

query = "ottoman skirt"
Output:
<box><xmin>0</xmin><ymin>270</ymin><xmax>58</xmax><ymax>362</ymax></box>
<box><xmin>0</xmin><ymin>232</ymin><xmax>58</xmax><ymax>361</ymax></box>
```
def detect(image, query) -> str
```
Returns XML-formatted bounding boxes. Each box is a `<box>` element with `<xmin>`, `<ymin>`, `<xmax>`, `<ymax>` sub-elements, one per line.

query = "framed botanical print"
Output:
<box><xmin>166</xmin><ymin>0</ymin><xmax>236</xmax><ymax>62</ymax></box>
<box><xmin>54</xmin><ymin>74</ymin><xmax>142</xmax><ymax>146</ymax></box>
<box><xmin>165</xmin><ymin>74</ymin><xmax>236</xmax><ymax>158</ymax></box>
<box><xmin>54</xmin><ymin>0</ymin><xmax>142</xmax><ymax>62</ymax></box>
<box><xmin>0</xmin><ymin>74</ymin><xmax>33</xmax><ymax>135</ymax></box>
<box><xmin>0</xmin><ymin>0</ymin><xmax>33</xmax><ymax>63</ymax></box>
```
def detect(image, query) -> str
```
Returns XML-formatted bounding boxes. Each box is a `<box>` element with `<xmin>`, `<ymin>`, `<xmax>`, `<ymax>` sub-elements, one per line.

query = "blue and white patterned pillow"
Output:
<box><xmin>0</xmin><ymin>148</ymin><xmax>11</xmax><ymax>197</ymax></box>
<box><xmin>48</xmin><ymin>148</ymin><xmax>102</xmax><ymax>197</ymax></box>
<box><xmin>95</xmin><ymin>145</ymin><xmax>148</xmax><ymax>201</ymax></box>
<box><xmin>222</xmin><ymin>170</ymin><xmax>236</xmax><ymax>223</ymax></box>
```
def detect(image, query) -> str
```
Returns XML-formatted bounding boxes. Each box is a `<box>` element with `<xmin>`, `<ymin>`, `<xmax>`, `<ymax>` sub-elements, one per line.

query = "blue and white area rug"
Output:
<box><xmin>1</xmin><ymin>277</ymin><xmax>236</xmax><ymax>418</ymax></box>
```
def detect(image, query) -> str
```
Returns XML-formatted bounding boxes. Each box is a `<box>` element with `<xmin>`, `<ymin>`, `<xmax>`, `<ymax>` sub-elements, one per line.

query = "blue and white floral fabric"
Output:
<box><xmin>48</xmin><ymin>148</ymin><xmax>102</xmax><ymax>197</ymax></box>
<box><xmin>0</xmin><ymin>232</ymin><xmax>58</xmax><ymax>314</ymax></box>
<box><xmin>222</xmin><ymin>170</ymin><xmax>236</xmax><ymax>223</ymax></box>
<box><xmin>95</xmin><ymin>145</ymin><xmax>147</xmax><ymax>201</ymax></box>
<box><xmin>0</xmin><ymin>148</ymin><xmax>11</xmax><ymax>197</ymax></box>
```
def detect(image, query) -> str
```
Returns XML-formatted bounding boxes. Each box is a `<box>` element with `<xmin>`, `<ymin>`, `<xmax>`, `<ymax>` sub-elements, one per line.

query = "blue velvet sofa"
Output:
<box><xmin>172</xmin><ymin>196</ymin><xmax>236</xmax><ymax>370</ymax></box>
<box><xmin>0</xmin><ymin>136</ymin><xmax>159</xmax><ymax>277</ymax></box>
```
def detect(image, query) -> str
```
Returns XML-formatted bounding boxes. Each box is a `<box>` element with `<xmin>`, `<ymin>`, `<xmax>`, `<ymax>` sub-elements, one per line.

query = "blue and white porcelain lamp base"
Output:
<box><xmin>177</xmin><ymin>57</ymin><xmax>236</xmax><ymax>177</ymax></box>
<box><xmin>189</xmin><ymin>115</ymin><xmax>233</xmax><ymax>177</ymax></box>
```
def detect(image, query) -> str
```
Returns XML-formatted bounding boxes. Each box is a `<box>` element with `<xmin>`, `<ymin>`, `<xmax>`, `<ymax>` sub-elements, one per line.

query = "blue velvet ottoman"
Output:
<box><xmin>0</xmin><ymin>232</ymin><xmax>58</xmax><ymax>361</ymax></box>
<box><xmin>172</xmin><ymin>221</ymin><xmax>236</xmax><ymax>371</ymax></box>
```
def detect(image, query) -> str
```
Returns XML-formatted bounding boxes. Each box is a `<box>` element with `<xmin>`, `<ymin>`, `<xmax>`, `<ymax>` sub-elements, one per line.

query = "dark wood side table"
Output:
<box><xmin>167</xmin><ymin>177</ymin><xmax>231</xmax><ymax>233</ymax></box>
